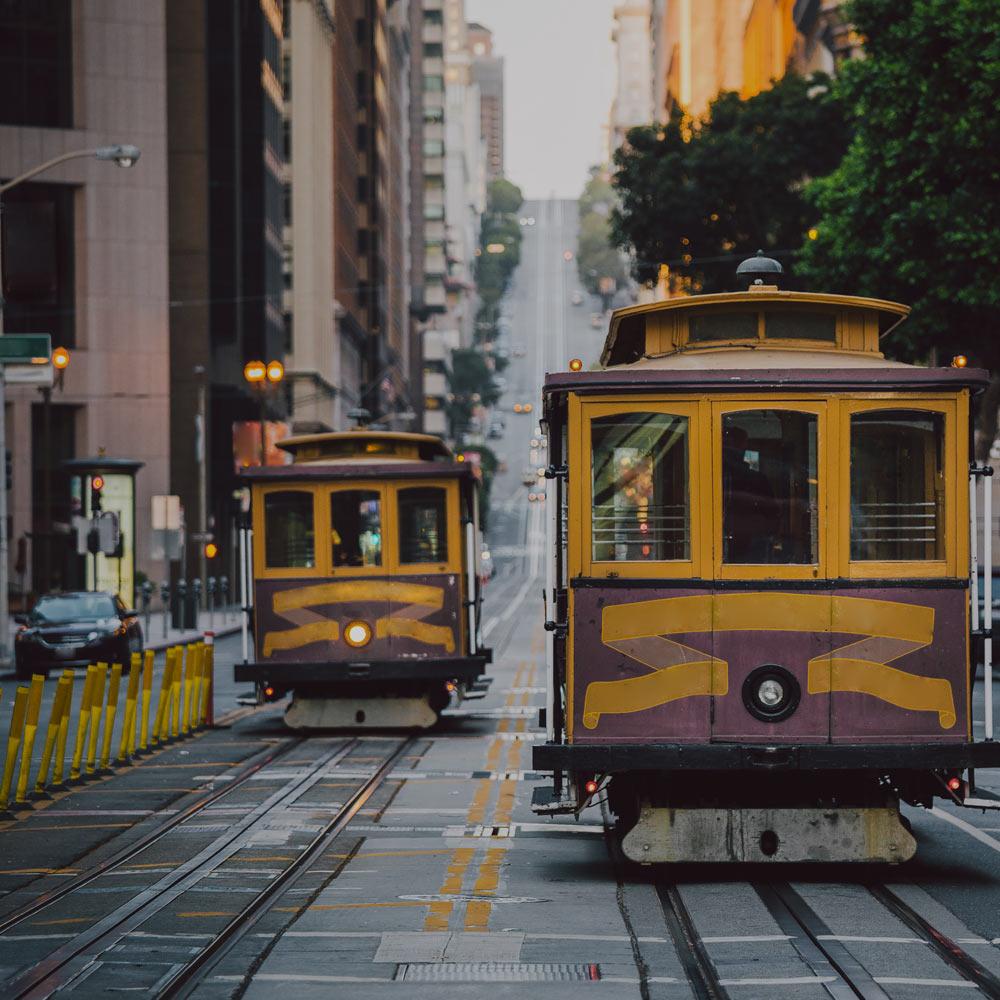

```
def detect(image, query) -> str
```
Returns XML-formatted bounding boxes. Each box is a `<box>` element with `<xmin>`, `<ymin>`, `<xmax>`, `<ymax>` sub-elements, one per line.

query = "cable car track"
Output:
<box><xmin>0</xmin><ymin>734</ymin><xmax>416</xmax><ymax>998</ymax></box>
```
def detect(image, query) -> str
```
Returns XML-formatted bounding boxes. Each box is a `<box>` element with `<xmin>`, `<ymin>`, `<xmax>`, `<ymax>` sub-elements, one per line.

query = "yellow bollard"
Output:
<box><xmin>189</xmin><ymin>644</ymin><xmax>203</xmax><ymax>730</ymax></box>
<box><xmin>34</xmin><ymin>674</ymin><xmax>71</xmax><ymax>796</ymax></box>
<box><xmin>51</xmin><ymin>670</ymin><xmax>74</xmax><ymax>788</ymax></box>
<box><xmin>200</xmin><ymin>640</ymin><xmax>214</xmax><ymax>727</ymax></box>
<box><xmin>99</xmin><ymin>663</ymin><xmax>123</xmax><ymax>771</ymax></box>
<box><xmin>138</xmin><ymin>649</ymin><xmax>154</xmax><ymax>753</ymax></box>
<box><xmin>85</xmin><ymin>663</ymin><xmax>108</xmax><ymax>776</ymax></box>
<box><xmin>180</xmin><ymin>645</ymin><xmax>191</xmax><ymax>736</ymax></box>
<box><xmin>0</xmin><ymin>687</ymin><xmax>29</xmax><ymax>811</ymax></box>
<box><xmin>151</xmin><ymin>649</ymin><xmax>171</xmax><ymax>745</ymax></box>
<box><xmin>69</xmin><ymin>665</ymin><xmax>96</xmax><ymax>782</ymax></box>
<box><xmin>14</xmin><ymin>675</ymin><xmax>45</xmax><ymax>806</ymax></box>
<box><xmin>117</xmin><ymin>653</ymin><xmax>142</xmax><ymax>764</ymax></box>
<box><xmin>170</xmin><ymin>646</ymin><xmax>182</xmax><ymax>739</ymax></box>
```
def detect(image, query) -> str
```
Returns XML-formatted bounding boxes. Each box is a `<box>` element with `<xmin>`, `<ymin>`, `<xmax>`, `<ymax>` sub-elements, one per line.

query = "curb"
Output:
<box><xmin>145</xmin><ymin>622</ymin><xmax>241</xmax><ymax>653</ymax></box>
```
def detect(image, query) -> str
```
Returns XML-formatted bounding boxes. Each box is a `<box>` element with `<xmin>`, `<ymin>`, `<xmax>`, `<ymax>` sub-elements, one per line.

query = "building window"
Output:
<box><xmin>0</xmin><ymin>0</ymin><xmax>72</xmax><ymax>128</ymax></box>
<box><xmin>423</xmin><ymin>74</ymin><xmax>444</xmax><ymax>92</ymax></box>
<box><xmin>1</xmin><ymin>183</ymin><xmax>76</xmax><ymax>347</ymax></box>
<box><xmin>423</xmin><ymin>138</ymin><xmax>445</xmax><ymax>157</ymax></box>
<box><xmin>424</xmin><ymin>203</ymin><xmax>445</xmax><ymax>221</ymax></box>
<box><xmin>424</xmin><ymin>42</ymin><xmax>443</xmax><ymax>58</ymax></box>
<box><xmin>425</xmin><ymin>9</ymin><xmax>443</xmax><ymax>24</ymax></box>
<box><xmin>423</xmin><ymin>106</ymin><xmax>444</xmax><ymax>124</ymax></box>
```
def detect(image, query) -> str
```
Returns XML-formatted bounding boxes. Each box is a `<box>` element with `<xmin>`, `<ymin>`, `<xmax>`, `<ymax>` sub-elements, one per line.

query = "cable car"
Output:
<box><xmin>236</xmin><ymin>429</ymin><xmax>491</xmax><ymax>729</ymax></box>
<box><xmin>533</xmin><ymin>253</ymin><xmax>1000</xmax><ymax>863</ymax></box>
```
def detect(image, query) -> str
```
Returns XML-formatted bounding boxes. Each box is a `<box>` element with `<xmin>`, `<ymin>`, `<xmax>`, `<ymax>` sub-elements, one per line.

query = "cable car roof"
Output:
<box><xmin>276</xmin><ymin>430</ymin><xmax>453</xmax><ymax>465</ymax></box>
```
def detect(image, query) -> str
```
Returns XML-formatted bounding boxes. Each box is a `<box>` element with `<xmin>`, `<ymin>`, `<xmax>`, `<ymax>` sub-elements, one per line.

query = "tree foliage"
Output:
<box><xmin>486</xmin><ymin>178</ymin><xmax>523</xmax><ymax>216</ymax></box>
<box><xmin>611</xmin><ymin>72</ymin><xmax>850</xmax><ymax>292</ymax></box>
<box><xmin>576</xmin><ymin>167</ymin><xmax>627</xmax><ymax>296</ymax></box>
<box><xmin>797</xmin><ymin>0</ymin><xmax>1000</xmax><ymax>371</ymax></box>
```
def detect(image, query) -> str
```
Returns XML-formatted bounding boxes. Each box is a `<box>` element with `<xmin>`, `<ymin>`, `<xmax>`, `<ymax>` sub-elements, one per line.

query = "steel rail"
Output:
<box><xmin>4</xmin><ymin>737</ymin><xmax>360</xmax><ymax>999</ymax></box>
<box><xmin>868</xmin><ymin>883</ymin><xmax>1000</xmax><ymax>998</ymax></box>
<box><xmin>654</xmin><ymin>884</ymin><xmax>729</xmax><ymax>1000</ymax></box>
<box><xmin>161</xmin><ymin>734</ymin><xmax>418</xmax><ymax>998</ymax></box>
<box><xmin>0</xmin><ymin>735</ymin><xmax>303</xmax><ymax>936</ymax></box>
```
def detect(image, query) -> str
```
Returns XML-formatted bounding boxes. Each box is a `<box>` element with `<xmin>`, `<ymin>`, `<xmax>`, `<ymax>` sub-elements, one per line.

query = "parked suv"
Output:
<box><xmin>14</xmin><ymin>591</ymin><xmax>143</xmax><ymax>678</ymax></box>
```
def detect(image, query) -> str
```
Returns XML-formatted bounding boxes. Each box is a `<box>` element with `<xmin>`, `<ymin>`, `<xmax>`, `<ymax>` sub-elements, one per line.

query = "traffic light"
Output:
<box><xmin>90</xmin><ymin>474</ymin><xmax>104</xmax><ymax>513</ymax></box>
<box><xmin>4</xmin><ymin>449</ymin><xmax>10</xmax><ymax>491</ymax></box>
<box><xmin>204</xmin><ymin>541</ymin><xmax>219</xmax><ymax>560</ymax></box>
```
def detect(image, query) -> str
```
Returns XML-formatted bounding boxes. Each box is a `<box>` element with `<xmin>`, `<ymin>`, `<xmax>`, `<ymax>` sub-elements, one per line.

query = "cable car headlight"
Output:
<box><xmin>344</xmin><ymin>620</ymin><xmax>373</xmax><ymax>648</ymax></box>
<box><xmin>742</xmin><ymin>665</ymin><xmax>800</xmax><ymax>722</ymax></box>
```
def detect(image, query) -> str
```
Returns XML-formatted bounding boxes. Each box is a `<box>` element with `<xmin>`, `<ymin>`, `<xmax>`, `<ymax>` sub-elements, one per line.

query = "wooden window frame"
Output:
<box><xmin>327</xmin><ymin>483</ymin><xmax>389</xmax><ymax>578</ymax></box>
<box><xmin>253</xmin><ymin>484</ymin><xmax>322</xmax><ymax>580</ymax></box>
<box><xmin>712</xmin><ymin>398</ymin><xmax>829</xmax><ymax>581</ymax></box>
<box><xmin>392</xmin><ymin>479</ymin><xmax>461</xmax><ymax>576</ymax></box>
<box><xmin>574</xmin><ymin>397</ymin><xmax>706</xmax><ymax>579</ymax></box>
<box><xmin>838</xmin><ymin>396</ymin><xmax>964</xmax><ymax>579</ymax></box>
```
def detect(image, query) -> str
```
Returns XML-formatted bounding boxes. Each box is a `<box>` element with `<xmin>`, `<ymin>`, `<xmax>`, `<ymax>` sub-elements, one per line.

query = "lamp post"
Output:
<box><xmin>0</xmin><ymin>144</ymin><xmax>140</xmax><ymax>663</ymax></box>
<box><xmin>39</xmin><ymin>347</ymin><xmax>71</xmax><ymax>593</ymax></box>
<box><xmin>243</xmin><ymin>360</ymin><xmax>284</xmax><ymax>465</ymax></box>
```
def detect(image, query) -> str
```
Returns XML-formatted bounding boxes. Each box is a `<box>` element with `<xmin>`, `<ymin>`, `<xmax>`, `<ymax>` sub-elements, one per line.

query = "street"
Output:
<box><xmin>1</xmin><ymin>200</ymin><xmax>1000</xmax><ymax>999</ymax></box>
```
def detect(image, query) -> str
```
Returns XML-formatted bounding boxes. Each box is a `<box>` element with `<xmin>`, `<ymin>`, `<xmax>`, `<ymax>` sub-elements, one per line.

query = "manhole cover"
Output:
<box><xmin>396</xmin><ymin>963</ymin><xmax>600</xmax><ymax>982</ymax></box>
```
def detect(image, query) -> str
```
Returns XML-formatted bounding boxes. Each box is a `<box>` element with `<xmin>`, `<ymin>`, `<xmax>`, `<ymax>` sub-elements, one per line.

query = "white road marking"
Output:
<box><xmin>251</xmin><ymin>931</ymin><xmax>381</xmax><ymax>939</ymax></box>
<box><xmin>816</xmin><ymin>935</ymin><xmax>925</xmax><ymax>944</ymax></box>
<box><xmin>930</xmin><ymin>806</ymin><xmax>1000</xmax><ymax>853</ymax></box>
<box><xmin>0</xmin><ymin>934</ymin><xmax>76</xmax><ymax>941</ymax></box>
<box><xmin>720</xmin><ymin>977</ymin><xmax>837</xmax><ymax>986</ymax></box>
<box><xmin>526</xmin><ymin>933</ymin><xmax>668</xmax><ymax>944</ymax></box>
<box><xmin>213</xmin><ymin>974</ymin><xmax>392</xmax><ymax>984</ymax></box>
<box><xmin>873</xmin><ymin>978</ymin><xmax>977</xmax><ymax>988</ymax></box>
<box><xmin>702</xmin><ymin>935</ymin><xmax>793</xmax><ymax>943</ymax></box>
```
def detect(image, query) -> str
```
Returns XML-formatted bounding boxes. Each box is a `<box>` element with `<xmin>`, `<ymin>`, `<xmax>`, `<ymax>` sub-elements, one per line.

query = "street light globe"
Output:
<box><xmin>95</xmin><ymin>144</ymin><xmax>141</xmax><ymax>168</ymax></box>
<box><xmin>52</xmin><ymin>347</ymin><xmax>70</xmax><ymax>370</ymax></box>
<box><xmin>244</xmin><ymin>360</ymin><xmax>266</xmax><ymax>384</ymax></box>
<box><xmin>266</xmin><ymin>360</ymin><xmax>285</xmax><ymax>383</ymax></box>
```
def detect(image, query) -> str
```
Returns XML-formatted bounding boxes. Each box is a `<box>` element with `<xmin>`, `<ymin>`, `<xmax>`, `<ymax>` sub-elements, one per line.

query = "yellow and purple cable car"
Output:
<box><xmin>236</xmin><ymin>430</ymin><xmax>491</xmax><ymax>729</ymax></box>
<box><xmin>533</xmin><ymin>253</ymin><xmax>1000</xmax><ymax>863</ymax></box>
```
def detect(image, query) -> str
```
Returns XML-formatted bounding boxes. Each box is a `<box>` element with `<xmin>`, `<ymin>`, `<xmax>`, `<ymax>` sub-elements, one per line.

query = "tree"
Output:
<box><xmin>796</xmin><ymin>0</ymin><xmax>1000</xmax><ymax>453</ymax></box>
<box><xmin>486</xmin><ymin>177</ymin><xmax>523</xmax><ymax>216</ymax></box>
<box><xmin>576</xmin><ymin>167</ymin><xmax>628</xmax><ymax>296</ymax></box>
<box><xmin>611</xmin><ymin>72</ymin><xmax>850</xmax><ymax>292</ymax></box>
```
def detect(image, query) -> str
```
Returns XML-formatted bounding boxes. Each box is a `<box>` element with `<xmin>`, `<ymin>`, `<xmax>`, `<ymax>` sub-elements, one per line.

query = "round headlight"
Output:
<box><xmin>344</xmin><ymin>620</ymin><xmax>372</xmax><ymax>648</ymax></box>
<box><xmin>742</xmin><ymin>665</ymin><xmax>800</xmax><ymax>722</ymax></box>
<box><xmin>757</xmin><ymin>678</ymin><xmax>785</xmax><ymax>708</ymax></box>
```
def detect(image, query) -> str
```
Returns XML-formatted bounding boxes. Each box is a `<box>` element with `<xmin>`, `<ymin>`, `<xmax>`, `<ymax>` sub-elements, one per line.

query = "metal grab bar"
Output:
<box><xmin>972</xmin><ymin>465</ymin><xmax>994</xmax><ymax>740</ymax></box>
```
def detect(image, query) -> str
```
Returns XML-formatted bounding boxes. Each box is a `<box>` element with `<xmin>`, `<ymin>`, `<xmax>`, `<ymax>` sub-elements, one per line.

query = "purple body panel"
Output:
<box><xmin>254</xmin><ymin>572</ymin><xmax>463</xmax><ymax>664</ymax></box>
<box><xmin>570</xmin><ymin>584</ymin><xmax>968</xmax><ymax>746</ymax></box>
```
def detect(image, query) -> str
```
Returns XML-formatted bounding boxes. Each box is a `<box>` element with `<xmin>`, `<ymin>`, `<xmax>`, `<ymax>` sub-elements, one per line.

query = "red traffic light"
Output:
<box><xmin>91</xmin><ymin>475</ymin><xmax>105</xmax><ymax>491</ymax></box>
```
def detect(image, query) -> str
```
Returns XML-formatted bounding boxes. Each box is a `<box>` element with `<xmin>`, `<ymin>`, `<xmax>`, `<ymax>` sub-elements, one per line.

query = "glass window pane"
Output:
<box><xmin>722</xmin><ymin>410</ymin><xmax>818</xmax><ymax>564</ymax></box>
<box><xmin>850</xmin><ymin>410</ymin><xmax>945</xmax><ymax>561</ymax></box>
<box><xmin>399</xmin><ymin>487</ymin><xmax>448</xmax><ymax>563</ymax></box>
<box><xmin>330</xmin><ymin>490</ymin><xmax>382</xmax><ymax>567</ymax></box>
<box><xmin>765</xmin><ymin>311</ymin><xmax>836</xmax><ymax>341</ymax></box>
<box><xmin>689</xmin><ymin>311</ymin><xmax>758</xmax><ymax>343</ymax></box>
<box><xmin>264</xmin><ymin>491</ymin><xmax>315</xmax><ymax>568</ymax></box>
<box><xmin>592</xmin><ymin>413</ymin><xmax>689</xmax><ymax>562</ymax></box>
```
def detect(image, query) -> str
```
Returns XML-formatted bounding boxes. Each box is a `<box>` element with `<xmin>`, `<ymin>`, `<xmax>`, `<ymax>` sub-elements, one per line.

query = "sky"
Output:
<box><xmin>464</xmin><ymin>0</ymin><xmax>619</xmax><ymax>200</ymax></box>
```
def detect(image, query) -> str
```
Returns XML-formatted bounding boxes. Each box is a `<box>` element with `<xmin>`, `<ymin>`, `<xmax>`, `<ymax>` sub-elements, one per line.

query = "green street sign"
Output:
<box><xmin>0</xmin><ymin>334</ymin><xmax>51</xmax><ymax>365</ymax></box>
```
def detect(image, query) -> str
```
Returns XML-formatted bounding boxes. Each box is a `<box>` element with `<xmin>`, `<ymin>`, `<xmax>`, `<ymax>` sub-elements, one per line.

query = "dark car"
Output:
<box><xmin>14</xmin><ymin>592</ymin><xmax>143</xmax><ymax>678</ymax></box>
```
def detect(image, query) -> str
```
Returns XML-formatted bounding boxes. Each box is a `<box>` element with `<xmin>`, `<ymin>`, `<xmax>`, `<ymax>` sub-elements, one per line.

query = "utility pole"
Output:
<box><xmin>195</xmin><ymin>366</ymin><xmax>208</xmax><ymax>610</ymax></box>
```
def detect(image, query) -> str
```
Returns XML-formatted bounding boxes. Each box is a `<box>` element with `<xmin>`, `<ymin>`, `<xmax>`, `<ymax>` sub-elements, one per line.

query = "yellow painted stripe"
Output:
<box><xmin>375</xmin><ymin>617</ymin><xmax>455</xmax><ymax>653</ymax></box>
<box><xmin>263</xmin><ymin>619</ymin><xmax>339</xmax><ymax>657</ymax></box>
<box><xmin>273</xmin><ymin>580</ymin><xmax>444</xmax><ymax>613</ymax></box>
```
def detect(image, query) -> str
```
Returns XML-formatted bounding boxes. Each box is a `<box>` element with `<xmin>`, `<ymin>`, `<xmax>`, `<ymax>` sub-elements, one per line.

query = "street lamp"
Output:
<box><xmin>39</xmin><ymin>347</ymin><xmax>71</xmax><ymax>594</ymax></box>
<box><xmin>0</xmin><ymin>143</ymin><xmax>140</xmax><ymax>664</ymax></box>
<box><xmin>243</xmin><ymin>359</ymin><xmax>284</xmax><ymax>465</ymax></box>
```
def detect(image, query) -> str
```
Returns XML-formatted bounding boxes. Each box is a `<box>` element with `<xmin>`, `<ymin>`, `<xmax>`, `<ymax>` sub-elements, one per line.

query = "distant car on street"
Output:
<box><xmin>522</xmin><ymin>467</ymin><xmax>536</xmax><ymax>486</ymax></box>
<box><xmin>480</xmin><ymin>546</ymin><xmax>495</xmax><ymax>583</ymax></box>
<box><xmin>590</xmin><ymin>312</ymin><xmax>603</xmax><ymax>329</ymax></box>
<box><xmin>14</xmin><ymin>591</ymin><xmax>143</xmax><ymax>678</ymax></box>
<box><xmin>518</xmin><ymin>216</ymin><xmax>536</xmax><ymax>227</ymax></box>
<box><xmin>570</xmin><ymin>290</ymin><xmax>584</xmax><ymax>306</ymax></box>
<box><xmin>512</xmin><ymin>343</ymin><xmax>526</xmax><ymax>358</ymax></box>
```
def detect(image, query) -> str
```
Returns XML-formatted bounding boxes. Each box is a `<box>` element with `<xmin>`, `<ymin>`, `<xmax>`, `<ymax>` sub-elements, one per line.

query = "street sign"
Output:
<box><xmin>0</xmin><ymin>334</ymin><xmax>51</xmax><ymax>365</ymax></box>
<box><xmin>4</xmin><ymin>364</ymin><xmax>54</xmax><ymax>386</ymax></box>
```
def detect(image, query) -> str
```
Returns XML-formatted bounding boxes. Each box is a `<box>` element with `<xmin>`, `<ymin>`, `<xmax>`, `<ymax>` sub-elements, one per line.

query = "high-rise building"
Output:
<box><xmin>649</xmin><ymin>0</ymin><xmax>857</xmax><ymax>120</ymax></box>
<box><xmin>610</xmin><ymin>3</ymin><xmax>653</xmax><ymax>151</ymax></box>
<box><xmin>1</xmin><ymin>0</ymin><xmax>171</xmax><ymax>600</ymax></box>
<box><xmin>167</xmin><ymin>0</ymin><xmax>286</xmax><ymax>584</ymax></box>
<box><xmin>467</xmin><ymin>23</ymin><xmax>504</xmax><ymax>182</ymax></box>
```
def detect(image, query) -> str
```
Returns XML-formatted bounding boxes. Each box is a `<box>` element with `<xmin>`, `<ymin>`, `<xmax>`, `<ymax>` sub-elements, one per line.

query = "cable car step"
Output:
<box><xmin>530</xmin><ymin>785</ymin><xmax>577</xmax><ymax>816</ymax></box>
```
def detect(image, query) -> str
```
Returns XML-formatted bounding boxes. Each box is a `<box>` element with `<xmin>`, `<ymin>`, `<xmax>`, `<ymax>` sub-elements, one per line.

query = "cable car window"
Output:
<box><xmin>689</xmin><ymin>311</ymin><xmax>758</xmax><ymax>343</ymax></box>
<box><xmin>765</xmin><ymin>311</ymin><xmax>836</xmax><ymax>342</ymax></box>
<box><xmin>330</xmin><ymin>490</ymin><xmax>382</xmax><ymax>568</ymax></box>
<box><xmin>398</xmin><ymin>487</ymin><xmax>448</xmax><ymax>564</ymax></box>
<box><xmin>591</xmin><ymin>413</ymin><xmax>689</xmax><ymax>562</ymax></box>
<box><xmin>264</xmin><ymin>491</ymin><xmax>315</xmax><ymax>568</ymax></box>
<box><xmin>850</xmin><ymin>410</ymin><xmax>944</xmax><ymax>561</ymax></box>
<box><xmin>722</xmin><ymin>411</ymin><xmax>818</xmax><ymax>564</ymax></box>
